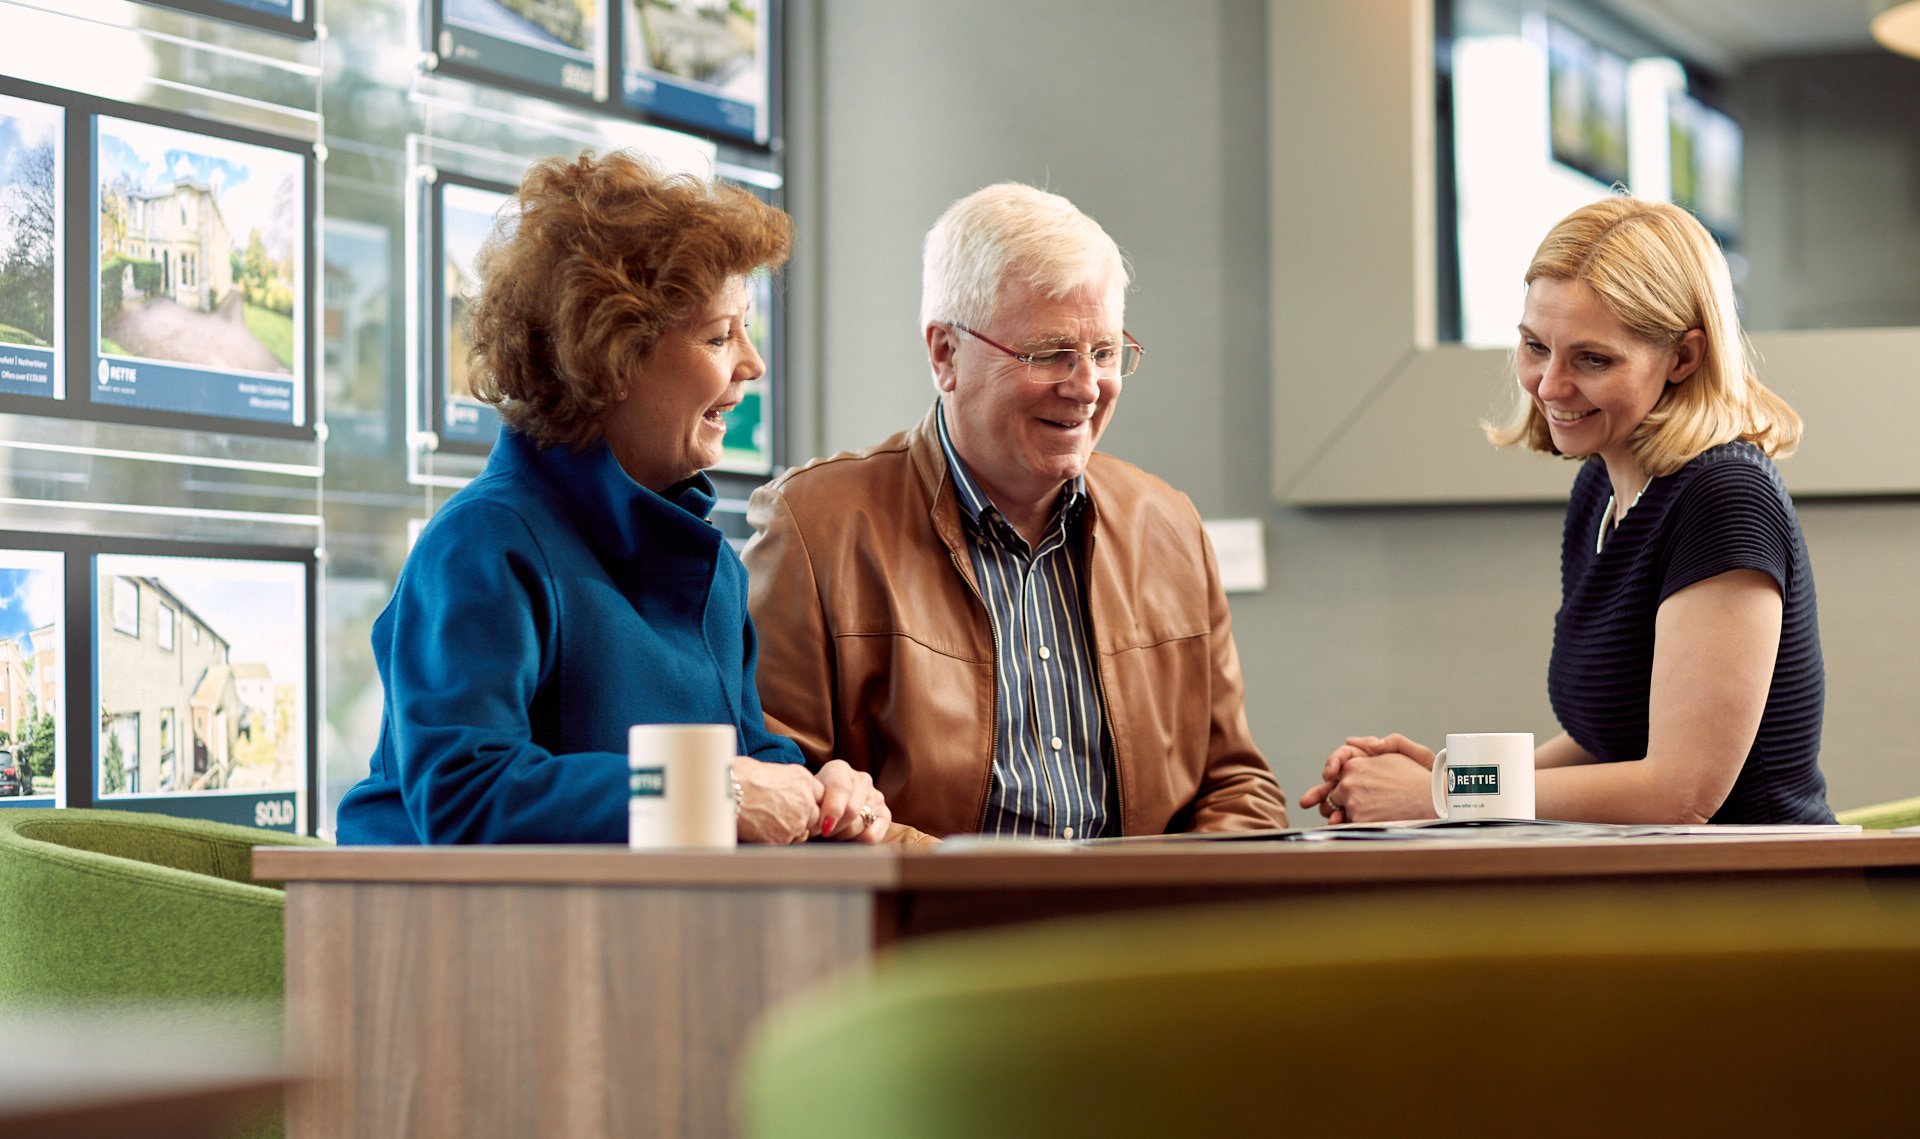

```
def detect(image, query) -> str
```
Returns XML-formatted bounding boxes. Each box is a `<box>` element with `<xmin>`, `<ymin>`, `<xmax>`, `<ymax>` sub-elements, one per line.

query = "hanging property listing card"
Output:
<box><xmin>0</xmin><ymin>93</ymin><xmax>63</xmax><ymax>403</ymax></box>
<box><xmin>93</xmin><ymin>114</ymin><xmax>310</xmax><ymax>430</ymax></box>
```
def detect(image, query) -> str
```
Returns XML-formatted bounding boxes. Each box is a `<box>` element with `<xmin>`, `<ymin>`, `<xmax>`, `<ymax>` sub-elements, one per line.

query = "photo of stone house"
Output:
<box><xmin>95</xmin><ymin>115</ymin><xmax>303</xmax><ymax>378</ymax></box>
<box><xmin>113</xmin><ymin>178</ymin><xmax>235</xmax><ymax>314</ymax></box>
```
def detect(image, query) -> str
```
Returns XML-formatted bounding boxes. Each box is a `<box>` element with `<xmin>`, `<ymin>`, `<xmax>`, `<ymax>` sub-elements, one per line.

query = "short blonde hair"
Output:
<box><xmin>467</xmin><ymin>150</ymin><xmax>791</xmax><ymax>449</ymax></box>
<box><xmin>1486</xmin><ymin>196</ymin><xmax>1800</xmax><ymax>476</ymax></box>
<box><xmin>920</xmin><ymin>183</ymin><xmax>1129</xmax><ymax>331</ymax></box>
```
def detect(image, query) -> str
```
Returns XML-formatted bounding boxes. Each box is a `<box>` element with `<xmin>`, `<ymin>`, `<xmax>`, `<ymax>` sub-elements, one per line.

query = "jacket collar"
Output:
<box><xmin>488</xmin><ymin>426</ymin><xmax>722</xmax><ymax>572</ymax></box>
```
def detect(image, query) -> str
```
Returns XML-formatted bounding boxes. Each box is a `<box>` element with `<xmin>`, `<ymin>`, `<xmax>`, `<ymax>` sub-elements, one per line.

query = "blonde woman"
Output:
<box><xmin>1303</xmin><ymin>197</ymin><xmax>1833</xmax><ymax>826</ymax></box>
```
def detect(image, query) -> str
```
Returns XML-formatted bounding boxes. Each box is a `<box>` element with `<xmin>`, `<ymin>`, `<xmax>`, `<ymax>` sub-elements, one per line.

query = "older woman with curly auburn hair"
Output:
<box><xmin>337</xmin><ymin>150</ymin><xmax>891</xmax><ymax>845</ymax></box>
<box><xmin>1303</xmin><ymin>196</ymin><xmax>1833</xmax><ymax>827</ymax></box>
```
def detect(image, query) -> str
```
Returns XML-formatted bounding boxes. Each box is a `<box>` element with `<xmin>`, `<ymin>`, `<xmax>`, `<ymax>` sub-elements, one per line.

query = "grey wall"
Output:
<box><xmin>803</xmin><ymin>0</ymin><xmax>1920</xmax><ymax>815</ymax></box>
<box><xmin>1734</xmin><ymin>51</ymin><xmax>1920</xmax><ymax>331</ymax></box>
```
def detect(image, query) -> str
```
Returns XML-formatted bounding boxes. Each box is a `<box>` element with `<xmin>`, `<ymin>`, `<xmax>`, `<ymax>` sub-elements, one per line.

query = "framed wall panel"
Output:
<box><xmin>0</xmin><ymin>545</ymin><xmax>66</xmax><ymax>809</ymax></box>
<box><xmin>617</xmin><ymin>0</ymin><xmax>776</xmax><ymax>147</ymax></box>
<box><xmin>0</xmin><ymin>90</ymin><xmax>64</xmax><ymax>406</ymax></box>
<box><xmin>135</xmin><ymin>0</ymin><xmax>316</xmax><ymax>40</ymax></box>
<box><xmin>89</xmin><ymin>542</ymin><xmax>315</xmax><ymax>834</ymax></box>
<box><xmin>92</xmin><ymin>110</ymin><xmax>314</xmax><ymax>434</ymax></box>
<box><xmin>710</xmin><ymin>173</ymin><xmax>781</xmax><ymax>476</ymax></box>
<box><xmin>428</xmin><ymin>0</ymin><xmax>610</xmax><ymax>106</ymax></box>
<box><xmin>426</xmin><ymin>173</ymin><xmax>514</xmax><ymax>458</ymax></box>
<box><xmin>1545</xmin><ymin>18</ymin><xmax>1630</xmax><ymax>188</ymax></box>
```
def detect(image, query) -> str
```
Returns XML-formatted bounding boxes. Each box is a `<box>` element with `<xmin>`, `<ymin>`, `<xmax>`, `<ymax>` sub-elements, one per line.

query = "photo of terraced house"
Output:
<box><xmin>96</xmin><ymin>115</ymin><xmax>302</xmax><ymax>378</ymax></box>
<box><xmin>96</xmin><ymin>558</ymin><xmax>305</xmax><ymax>798</ymax></box>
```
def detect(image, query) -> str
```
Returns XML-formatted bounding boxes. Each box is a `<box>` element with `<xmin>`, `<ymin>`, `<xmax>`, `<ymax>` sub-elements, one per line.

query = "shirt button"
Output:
<box><xmin>1050</xmin><ymin>736</ymin><xmax>1062</xmax><ymax>751</ymax></box>
<box><xmin>1038</xmin><ymin>646</ymin><xmax>1051</xmax><ymax>660</ymax></box>
<box><xmin>1063</xmin><ymin>826</ymin><xmax>1075</xmax><ymax>839</ymax></box>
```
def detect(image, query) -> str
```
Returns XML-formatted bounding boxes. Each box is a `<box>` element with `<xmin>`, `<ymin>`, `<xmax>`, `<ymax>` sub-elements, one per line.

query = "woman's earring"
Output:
<box><xmin>615</xmin><ymin>388</ymin><xmax>629</xmax><ymax>401</ymax></box>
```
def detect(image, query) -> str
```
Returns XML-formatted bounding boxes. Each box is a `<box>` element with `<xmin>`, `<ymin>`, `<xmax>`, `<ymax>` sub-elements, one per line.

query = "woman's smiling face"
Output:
<box><xmin>1517</xmin><ymin>277</ymin><xmax>1700</xmax><ymax>471</ymax></box>
<box><xmin>602</xmin><ymin>275</ymin><xmax>763</xmax><ymax>491</ymax></box>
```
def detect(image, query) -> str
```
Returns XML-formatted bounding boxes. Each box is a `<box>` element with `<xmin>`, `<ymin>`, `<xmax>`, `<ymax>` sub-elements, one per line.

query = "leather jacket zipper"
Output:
<box><xmin>1083</xmin><ymin>528</ymin><xmax>1122</xmax><ymax>834</ymax></box>
<box><xmin>950</xmin><ymin>550</ymin><xmax>1002</xmax><ymax>833</ymax></box>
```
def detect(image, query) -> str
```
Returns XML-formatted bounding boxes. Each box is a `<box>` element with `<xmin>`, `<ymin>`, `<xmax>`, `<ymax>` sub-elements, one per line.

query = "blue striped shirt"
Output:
<box><xmin>935</xmin><ymin>405</ymin><xmax>1115</xmax><ymax>839</ymax></box>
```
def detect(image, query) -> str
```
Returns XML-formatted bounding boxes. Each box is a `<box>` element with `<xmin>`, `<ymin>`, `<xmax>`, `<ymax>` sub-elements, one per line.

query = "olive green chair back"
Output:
<box><xmin>0</xmin><ymin>808</ymin><xmax>327</xmax><ymax>1002</ymax></box>
<box><xmin>1836</xmin><ymin>795</ymin><xmax>1920</xmax><ymax>830</ymax></box>
<box><xmin>740</xmin><ymin>884</ymin><xmax>1920</xmax><ymax>1138</ymax></box>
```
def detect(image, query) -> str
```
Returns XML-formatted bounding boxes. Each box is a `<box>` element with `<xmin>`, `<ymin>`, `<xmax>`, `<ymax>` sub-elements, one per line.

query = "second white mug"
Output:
<box><xmin>629</xmin><ymin>723</ymin><xmax>738</xmax><ymax>850</ymax></box>
<box><xmin>1429</xmin><ymin>732</ymin><xmax>1536</xmax><ymax>821</ymax></box>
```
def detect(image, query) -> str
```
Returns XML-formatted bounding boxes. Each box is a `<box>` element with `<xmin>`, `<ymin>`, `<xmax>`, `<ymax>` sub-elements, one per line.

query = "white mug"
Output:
<box><xmin>1429</xmin><ymin>732</ymin><xmax>1536</xmax><ymax>821</ymax></box>
<box><xmin>628</xmin><ymin>724</ymin><xmax>738</xmax><ymax>850</ymax></box>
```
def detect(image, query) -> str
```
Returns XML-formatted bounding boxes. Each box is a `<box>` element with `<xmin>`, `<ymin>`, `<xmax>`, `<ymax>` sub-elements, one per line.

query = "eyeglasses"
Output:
<box><xmin>948</xmin><ymin>323</ymin><xmax>1145</xmax><ymax>384</ymax></box>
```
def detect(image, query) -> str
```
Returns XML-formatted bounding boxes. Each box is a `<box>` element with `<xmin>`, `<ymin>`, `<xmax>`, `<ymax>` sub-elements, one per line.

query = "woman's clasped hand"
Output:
<box><xmin>1299</xmin><ymin>735</ymin><xmax>1436</xmax><ymax>824</ymax></box>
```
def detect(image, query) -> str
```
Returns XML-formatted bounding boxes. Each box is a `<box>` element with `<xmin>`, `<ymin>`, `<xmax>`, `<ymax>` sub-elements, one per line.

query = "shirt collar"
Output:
<box><xmin>933</xmin><ymin>401</ymin><xmax>1089</xmax><ymax>539</ymax></box>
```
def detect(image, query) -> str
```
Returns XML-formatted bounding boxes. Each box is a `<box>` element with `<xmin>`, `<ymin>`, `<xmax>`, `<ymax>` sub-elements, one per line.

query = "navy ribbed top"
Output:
<box><xmin>1548</xmin><ymin>442</ymin><xmax>1833</xmax><ymax>824</ymax></box>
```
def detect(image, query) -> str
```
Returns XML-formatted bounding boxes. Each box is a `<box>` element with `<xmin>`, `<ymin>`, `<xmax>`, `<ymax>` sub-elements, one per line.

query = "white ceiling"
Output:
<box><xmin>1605</xmin><ymin>0</ymin><xmax>1883</xmax><ymax>69</ymax></box>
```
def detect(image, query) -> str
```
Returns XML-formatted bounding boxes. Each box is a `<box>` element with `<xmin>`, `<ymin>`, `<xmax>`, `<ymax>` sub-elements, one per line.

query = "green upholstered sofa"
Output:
<box><xmin>0</xmin><ymin>809</ymin><xmax>328</xmax><ymax>1138</ymax></box>
<box><xmin>1837</xmin><ymin>795</ymin><xmax>1920</xmax><ymax>830</ymax></box>
<box><xmin>740</xmin><ymin>883</ymin><xmax>1920</xmax><ymax>1138</ymax></box>
<box><xmin>0</xmin><ymin>808</ymin><xmax>327</xmax><ymax>1001</ymax></box>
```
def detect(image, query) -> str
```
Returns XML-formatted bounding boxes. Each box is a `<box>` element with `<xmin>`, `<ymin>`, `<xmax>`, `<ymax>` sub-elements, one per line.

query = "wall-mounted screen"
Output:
<box><xmin>1546</xmin><ymin>20</ymin><xmax>1629</xmax><ymax>188</ymax></box>
<box><xmin>431</xmin><ymin>0</ymin><xmax>607</xmax><ymax>104</ymax></box>
<box><xmin>0</xmin><ymin>92</ymin><xmax>62</xmax><ymax>403</ymax></box>
<box><xmin>619</xmin><ymin>0</ymin><xmax>772</xmax><ymax>146</ymax></box>
<box><xmin>93</xmin><ymin>113</ymin><xmax>311</xmax><ymax>431</ymax></box>
<box><xmin>94</xmin><ymin>550</ymin><xmax>310</xmax><ymax>833</ymax></box>
<box><xmin>0</xmin><ymin>550</ymin><xmax>64</xmax><ymax>808</ymax></box>
<box><xmin>431</xmin><ymin>177</ymin><xmax>514</xmax><ymax>456</ymax></box>
<box><xmin>136</xmin><ymin>0</ymin><xmax>315</xmax><ymax>39</ymax></box>
<box><xmin>709</xmin><ymin>263</ymin><xmax>775</xmax><ymax>474</ymax></box>
<box><xmin>1669</xmin><ymin>89</ymin><xmax>1742</xmax><ymax>242</ymax></box>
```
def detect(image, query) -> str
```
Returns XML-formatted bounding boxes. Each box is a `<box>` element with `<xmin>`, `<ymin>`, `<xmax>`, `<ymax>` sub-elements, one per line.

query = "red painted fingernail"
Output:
<box><xmin>822</xmin><ymin>817</ymin><xmax>834</xmax><ymax>834</ymax></box>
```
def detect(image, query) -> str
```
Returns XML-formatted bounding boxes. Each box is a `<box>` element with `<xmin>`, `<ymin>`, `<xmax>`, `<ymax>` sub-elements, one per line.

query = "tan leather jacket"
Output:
<box><xmin>743</xmin><ymin>406</ymin><xmax>1288</xmax><ymax>840</ymax></box>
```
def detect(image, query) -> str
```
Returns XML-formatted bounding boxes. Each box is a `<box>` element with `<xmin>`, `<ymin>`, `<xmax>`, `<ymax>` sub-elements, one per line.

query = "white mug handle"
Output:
<box><xmin>1429</xmin><ymin>746</ymin><xmax>1450</xmax><ymax>819</ymax></box>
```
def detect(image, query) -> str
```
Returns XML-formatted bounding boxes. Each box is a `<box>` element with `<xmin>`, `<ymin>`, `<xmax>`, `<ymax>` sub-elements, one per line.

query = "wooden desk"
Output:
<box><xmin>256</xmin><ymin>833</ymin><xmax>1920</xmax><ymax>1138</ymax></box>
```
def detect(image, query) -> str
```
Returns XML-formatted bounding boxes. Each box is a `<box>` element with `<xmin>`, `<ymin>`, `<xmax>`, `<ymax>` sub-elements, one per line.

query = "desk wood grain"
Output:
<box><xmin>283</xmin><ymin>879</ymin><xmax>875</xmax><ymax>1138</ymax></box>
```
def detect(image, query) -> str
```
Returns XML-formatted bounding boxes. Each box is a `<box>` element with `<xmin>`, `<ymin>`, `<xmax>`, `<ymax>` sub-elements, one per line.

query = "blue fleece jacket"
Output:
<box><xmin>335</xmin><ymin>427</ymin><xmax>803</xmax><ymax>844</ymax></box>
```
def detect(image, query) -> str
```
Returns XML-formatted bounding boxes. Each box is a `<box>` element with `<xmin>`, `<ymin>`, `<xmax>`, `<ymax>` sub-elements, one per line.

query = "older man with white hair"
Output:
<box><xmin>743</xmin><ymin>183</ymin><xmax>1287</xmax><ymax>843</ymax></box>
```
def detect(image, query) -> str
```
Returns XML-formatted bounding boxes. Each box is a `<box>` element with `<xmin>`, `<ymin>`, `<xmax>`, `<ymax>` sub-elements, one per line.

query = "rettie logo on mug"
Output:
<box><xmin>1448</xmin><ymin>765</ymin><xmax>1501</xmax><ymax>795</ymax></box>
<box><xmin>630</xmin><ymin>767</ymin><xmax>666</xmax><ymax>798</ymax></box>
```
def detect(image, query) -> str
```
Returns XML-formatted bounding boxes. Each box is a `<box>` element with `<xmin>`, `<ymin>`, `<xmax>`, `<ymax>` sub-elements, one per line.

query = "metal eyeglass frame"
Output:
<box><xmin>947</xmin><ymin>323</ymin><xmax>1145</xmax><ymax>383</ymax></box>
